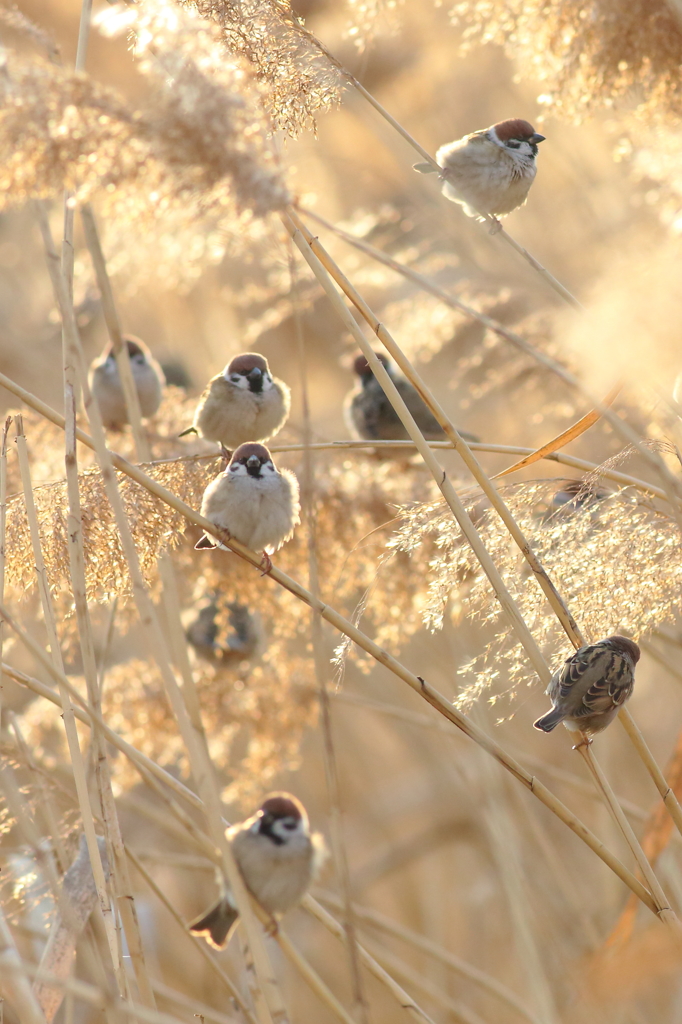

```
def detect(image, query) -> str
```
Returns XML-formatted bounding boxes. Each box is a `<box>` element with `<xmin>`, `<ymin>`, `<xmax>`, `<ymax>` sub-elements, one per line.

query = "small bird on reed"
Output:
<box><xmin>189</xmin><ymin>793</ymin><xmax>326</xmax><ymax>949</ymax></box>
<box><xmin>195</xmin><ymin>443</ymin><xmax>300</xmax><ymax>568</ymax></box>
<box><xmin>345</xmin><ymin>352</ymin><xmax>478</xmax><ymax>444</ymax></box>
<box><xmin>533</xmin><ymin>635</ymin><xmax>640</xmax><ymax>742</ymax></box>
<box><xmin>179</xmin><ymin>352</ymin><xmax>290</xmax><ymax>449</ymax></box>
<box><xmin>89</xmin><ymin>336</ymin><xmax>164</xmax><ymax>430</ymax></box>
<box><xmin>414</xmin><ymin>118</ymin><xmax>545</xmax><ymax>228</ymax></box>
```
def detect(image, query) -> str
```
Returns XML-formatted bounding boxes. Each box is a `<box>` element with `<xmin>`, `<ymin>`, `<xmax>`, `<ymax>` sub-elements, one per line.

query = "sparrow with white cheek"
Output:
<box><xmin>414</xmin><ymin>118</ymin><xmax>545</xmax><ymax>226</ymax></box>
<box><xmin>346</xmin><ymin>353</ymin><xmax>478</xmax><ymax>444</ymax></box>
<box><xmin>179</xmin><ymin>352</ymin><xmax>290</xmax><ymax>449</ymax></box>
<box><xmin>195</xmin><ymin>443</ymin><xmax>300</xmax><ymax>564</ymax></box>
<box><xmin>534</xmin><ymin>635</ymin><xmax>640</xmax><ymax>743</ymax></box>
<box><xmin>190</xmin><ymin>793</ymin><xmax>326</xmax><ymax>949</ymax></box>
<box><xmin>89</xmin><ymin>336</ymin><xmax>165</xmax><ymax>431</ymax></box>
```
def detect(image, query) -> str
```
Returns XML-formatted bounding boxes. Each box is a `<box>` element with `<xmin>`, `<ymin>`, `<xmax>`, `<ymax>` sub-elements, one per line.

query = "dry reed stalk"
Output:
<box><xmin>618</xmin><ymin>709</ymin><xmax>682</xmax><ymax>839</ymax></box>
<box><xmin>59</xmin><ymin>205</ymin><xmax>157</xmax><ymax>1007</ymax></box>
<box><xmin>37</xmin><ymin>206</ymin><xmax>289</xmax><ymax>1024</ymax></box>
<box><xmin>150</xmin><ymin>980</ymin><xmax>238</xmax><ymax>1024</ymax></box>
<box><xmin>316</xmin><ymin>892</ymin><xmax>542</xmax><ymax>1024</ymax></box>
<box><xmin>287</xmin><ymin>209</ymin><xmax>584</xmax><ymax>649</ymax></box>
<box><xmin>301</xmin><ymin>205</ymin><xmax>583</xmax><ymax>390</ymax></box>
<box><xmin>275</xmin><ymin>931</ymin><xmax>359</xmax><ymax>1024</ymax></box>
<box><xmin>0</xmin><ymin>902</ymin><xmax>47</xmax><ymax>1024</ymax></box>
<box><xmin>360</xmin><ymin>939</ymin><xmax>488</xmax><ymax>1024</ymax></box>
<box><xmin>12</xmin><ymin>413</ymin><xmax>123</xmax><ymax>984</ymax></box>
<box><xmin>284</xmin><ymin>211</ymin><xmax>554</xmax><ymax>686</ymax></box>
<box><xmin>8</xmin><ymin>714</ymin><xmax>69</xmax><ymax>872</ymax></box>
<box><xmin>125</xmin><ymin>849</ymin><xmax>257</xmax><ymax>1024</ymax></box>
<box><xmin>165</xmin><ymin>441</ymin><xmax>671</xmax><ymax>502</ymax></box>
<box><xmin>577</xmin><ymin>745</ymin><xmax>678</xmax><ymax>926</ymax></box>
<box><xmin>291</xmin><ymin>244</ymin><xmax>368</xmax><ymax>1023</ymax></box>
<box><xmin>31</xmin><ymin>835</ymin><xmax>108</xmax><ymax>1023</ymax></box>
<box><xmin>303</xmin><ymin>898</ymin><xmax>437</xmax><ymax>1024</ymax></box>
<box><xmin>0</xmin><ymin>419</ymin><xmax>8</xmax><ymax>732</ymax></box>
<box><xmin>473</xmin><ymin>742</ymin><xmax>560</xmax><ymax>1023</ymax></box>
<box><xmin>285</xmin><ymin>211</ymin><xmax>682</xmax><ymax>865</ymax></box>
<box><xmin>0</xmin><ymin>385</ymin><xmax>660</xmax><ymax>917</ymax></box>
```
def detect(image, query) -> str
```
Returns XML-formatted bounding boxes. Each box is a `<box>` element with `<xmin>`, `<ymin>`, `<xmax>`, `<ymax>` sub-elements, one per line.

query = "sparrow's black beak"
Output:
<box><xmin>246</xmin><ymin>455</ymin><xmax>262</xmax><ymax>475</ymax></box>
<box><xmin>247</xmin><ymin>367</ymin><xmax>264</xmax><ymax>393</ymax></box>
<box><xmin>530</xmin><ymin>133</ymin><xmax>546</xmax><ymax>144</ymax></box>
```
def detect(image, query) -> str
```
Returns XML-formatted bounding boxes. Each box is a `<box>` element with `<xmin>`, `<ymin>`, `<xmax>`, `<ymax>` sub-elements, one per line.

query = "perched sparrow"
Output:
<box><xmin>534</xmin><ymin>635</ymin><xmax>640</xmax><ymax>740</ymax></box>
<box><xmin>190</xmin><ymin>793</ymin><xmax>326</xmax><ymax>949</ymax></box>
<box><xmin>179</xmin><ymin>352</ymin><xmax>290</xmax><ymax>448</ymax></box>
<box><xmin>89</xmin><ymin>336</ymin><xmax>164</xmax><ymax>430</ymax></box>
<box><xmin>414</xmin><ymin>118</ymin><xmax>545</xmax><ymax>223</ymax></box>
<box><xmin>345</xmin><ymin>353</ymin><xmax>478</xmax><ymax>443</ymax></box>
<box><xmin>540</xmin><ymin>480</ymin><xmax>610</xmax><ymax>523</ymax></box>
<box><xmin>195</xmin><ymin>443</ymin><xmax>300</xmax><ymax>558</ymax></box>
<box><xmin>185</xmin><ymin>598</ymin><xmax>262</xmax><ymax>665</ymax></box>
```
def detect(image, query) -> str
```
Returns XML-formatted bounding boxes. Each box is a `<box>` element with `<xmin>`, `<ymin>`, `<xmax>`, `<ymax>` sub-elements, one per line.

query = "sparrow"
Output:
<box><xmin>345</xmin><ymin>353</ymin><xmax>478</xmax><ymax>443</ymax></box>
<box><xmin>179</xmin><ymin>352</ymin><xmax>290</xmax><ymax>449</ymax></box>
<box><xmin>195</xmin><ymin>443</ymin><xmax>300</xmax><ymax>561</ymax></box>
<box><xmin>540</xmin><ymin>480</ymin><xmax>610</xmax><ymax>523</ymax></box>
<box><xmin>185</xmin><ymin>598</ymin><xmax>262</xmax><ymax>665</ymax></box>
<box><xmin>533</xmin><ymin>635</ymin><xmax>640</xmax><ymax>740</ymax></box>
<box><xmin>189</xmin><ymin>793</ymin><xmax>326</xmax><ymax>949</ymax></box>
<box><xmin>414</xmin><ymin>118</ymin><xmax>545</xmax><ymax>223</ymax></box>
<box><xmin>89</xmin><ymin>336</ymin><xmax>164</xmax><ymax>430</ymax></box>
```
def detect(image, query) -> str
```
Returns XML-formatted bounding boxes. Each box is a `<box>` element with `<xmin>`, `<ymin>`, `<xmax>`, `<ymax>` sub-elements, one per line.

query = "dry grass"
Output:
<box><xmin>0</xmin><ymin>0</ymin><xmax>681</xmax><ymax>1022</ymax></box>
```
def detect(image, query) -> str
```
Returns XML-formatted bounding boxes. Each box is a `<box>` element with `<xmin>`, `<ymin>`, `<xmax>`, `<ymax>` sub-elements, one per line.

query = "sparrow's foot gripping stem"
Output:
<box><xmin>488</xmin><ymin>216</ymin><xmax>503</xmax><ymax>236</ymax></box>
<box><xmin>264</xmin><ymin>913</ymin><xmax>279</xmax><ymax>938</ymax></box>
<box><xmin>572</xmin><ymin>733</ymin><xmax>593</xmax><ymax>751</ymax></box>
<box><xmin>259</xmin><ymin>551</ymin><xmax>273</xmax><ymax>576</ymax></box>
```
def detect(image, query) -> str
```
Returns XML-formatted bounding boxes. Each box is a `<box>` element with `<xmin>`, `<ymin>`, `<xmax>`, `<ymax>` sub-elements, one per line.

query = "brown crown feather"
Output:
<box><xmin>227</xmin><ymin>352</ymin><xmax>269</xmax><ymax>375</ymax></box>
<box><xmin>260</xmin><ymin>792</ymin><xmax>304</xmax><ymax>820</ymax></box>
<box><xmin>491</xmin><ymin>118</ymin><xmax>537</xmax><ymax>141</ymax></box>
<box><xmin>230</xmin><ymin>442</ymin><xmax>271</xmax><ymax>463</ymax></box>
<box><xmin>353</xmin><ymin>352</ymin><xmax>389</xmax><ymax>377</ymax></box>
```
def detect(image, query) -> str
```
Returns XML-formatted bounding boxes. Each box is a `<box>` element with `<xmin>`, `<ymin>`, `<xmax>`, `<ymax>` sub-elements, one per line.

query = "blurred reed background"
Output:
<box><xmin>0</xmin><ymin>0</ymin><xmax>682</xmax><ymax>1022</ymax></box>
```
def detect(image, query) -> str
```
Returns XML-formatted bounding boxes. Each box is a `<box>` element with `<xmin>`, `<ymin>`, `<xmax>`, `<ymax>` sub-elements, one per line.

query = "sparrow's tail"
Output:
<box><xmin>189</xmin><ymin>897</ymin><xmax>239</xmax><ymax>949</ymax></box>
<box><xmin>533</xmin><ymin>708</ymin><xmax>565</xmax><ymax>733</ymax></box>
<box><xmin>413</xmin><ymin>162</ymin><xmax>438</xmax><ymax>174</ymax></box>
<box><xmin>195</xmin><ymin>534</ymin><xmax>217</xmax><ymax>550</ymax></box>
<box><xmin>178</xmin><ymin>425</ymin><xmax>198</xmax><ymax>438</ymax></box>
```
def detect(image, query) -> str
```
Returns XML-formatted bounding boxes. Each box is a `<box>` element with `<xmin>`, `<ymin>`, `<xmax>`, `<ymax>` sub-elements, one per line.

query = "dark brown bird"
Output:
<box><xmin>534</xmin><ymin>635</ymin><xmax>640</xmax><ymax>740</ymax></box>
<box><xmin>345</xmin><ymin>353</ymin><xmax>478</xmax><ymax>443</ymax></box>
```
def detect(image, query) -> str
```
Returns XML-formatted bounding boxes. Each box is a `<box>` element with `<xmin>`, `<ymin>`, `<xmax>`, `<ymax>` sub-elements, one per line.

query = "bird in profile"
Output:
<box><xmin>345</xmin><ymin>352</ymin><xmax>478</xmax><ymax>444</ymax></box>
<box><xmin>533</xmin><ymin>635</ymin><xmax>640</xmax><ymax>743</ymax></box>
<box><xmin>179</xmin><ymin>352</ymin><xmax>290</xmax><ymax>450</ymax></box>
<box><xmin>189</xmin><ymin>793</ymin><xmax>326</xmax><ymax>949</ymax></box>
<box><xmin>414</xmin><ymin>118</ymin><xmax>545</xmax><ymax>227</ymax></box>
<box><xmin>89</xmin><ymin>336</ymin><xmax>164</xmax><ymax>430</ymax></box>
<box><xmin>195</xmin><ymin>443</ymin><xmax>300</xmax><ymax>569</ymax></box>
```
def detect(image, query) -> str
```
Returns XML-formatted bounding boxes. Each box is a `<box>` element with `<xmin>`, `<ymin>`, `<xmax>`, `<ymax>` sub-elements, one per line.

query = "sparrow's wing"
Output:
<box><xmin>553</xmin><ymin>645</ymin><xmax>633</xmax><ymax>718</ymax></box>
<box><xmin>394</xmin><ymin>379</ymin><xmax>444</xmax><ymax>439</ymax></box>
<box><xmin>573</xmin><ymin>650</ymin><xmax>634</xmax><ymax>719</ymax></box>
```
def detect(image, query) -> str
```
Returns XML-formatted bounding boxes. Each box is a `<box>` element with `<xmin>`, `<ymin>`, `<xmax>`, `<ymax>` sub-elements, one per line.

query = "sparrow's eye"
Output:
<box><xmin>506</xmin><ymin>139</ymin><xmax>521</xmax><ymax>148</ymax></box>
<box><xmin>282</xmin><ymin>819</ymin><xmax>297</xmax><ymax>830</ymax></box>
<box><xmin>230</xmin><ymin>374</ymin><xmax>242</xmax><ymax>383</ymax></box>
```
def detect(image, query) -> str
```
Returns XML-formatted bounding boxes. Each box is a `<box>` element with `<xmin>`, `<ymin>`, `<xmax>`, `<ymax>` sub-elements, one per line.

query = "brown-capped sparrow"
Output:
<box><xmin>195</xmin><ymin>443</ymin><xmax>300</xmax><ymax>563</ymax></box>
<box><xmin>414</xmin><ymin>118</ymin><xmax>545</xmax><ymax>225</ymax></box>
<box><xmin>345</xmin><ymin>352</ymin><xmax>478</xmax><ymax>443</ymax></box>
<box><xmin>190</xmin><ymin>793</ymin><xmax>326</xmax><ymax>949</ymax></box>
<box><xmin>179</xmin><ymin>352</ymin><xmax>290</xmax><ymax>449</ymax></box>
<box><xmin>89</xmin><ymin>336</ymin><xmax>164</xmax><ymax>430</ymax></box>
<box><xmin>534</xmin><ymin>635</ymin><xmax>640</xmax><ymax>741</ymax></box>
